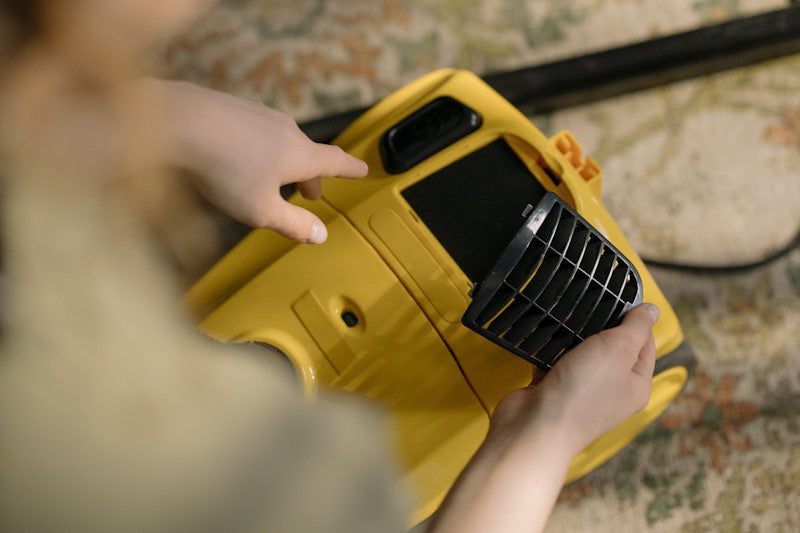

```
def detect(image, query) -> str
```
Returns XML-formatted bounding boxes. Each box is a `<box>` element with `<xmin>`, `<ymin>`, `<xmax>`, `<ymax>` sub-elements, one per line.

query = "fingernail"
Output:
<box><xmin>308</xmin><ymin>221</ymin><xmax>328</xmax><ymax>244</ymax></box>
<box><xmin>642</xmin><ymin>303</ymin><xmax>660</xmax><ymax>324</ymax></box>
<box><xmin>361</xmin><ymin>160</ymin><xmax>369</xmax><ymax>174</ymax></box>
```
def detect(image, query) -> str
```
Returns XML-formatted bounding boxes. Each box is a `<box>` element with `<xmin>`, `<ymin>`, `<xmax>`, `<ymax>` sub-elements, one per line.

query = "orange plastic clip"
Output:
<box><xmin>551</xmin><ymin>131</ymin><xmax>603</xmax><ymax>197</ymax></box>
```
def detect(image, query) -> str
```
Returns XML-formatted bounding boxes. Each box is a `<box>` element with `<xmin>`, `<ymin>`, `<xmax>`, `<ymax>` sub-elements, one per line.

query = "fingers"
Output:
<box><xmin>620</xmin><ymin>303</ymin><xmax>659</xmax><ymax>334</ymax></box>
<box><xmin>596</xmin><ymin>304</ymin><xmax>659</xmax><ymax>363</ymax></box>
<box><xmin>628</xmin><ymin>333</ymin><xmax>656</xmax><ymax>411</ymax></box>
<box><xmin>298</xmin><ymin>178</ymin><xmax>322</xmax><ymax>200</ymax></box>
<box><xmin>264</xmin><ymin>199</ymin><xmax>328</xmax><ymax>244</ymax></box>
<box><xmin>630</xmin><ymin>332</ymin><xmax>656</xmax><ymax>379</ymax></box>
<box><xmin>297</xmin><ymin>142</ymin><xmax>369</xmax><ymax>181</ymax></box>
<box><xmin>530</xmin><ymin>367</ymin><xmax>547</xmax><ymax>386</ymax></box>
<box><xmin>258</xmin><ymin>141</ymin><xmax>364</xmax><ymax>242</ymax></box>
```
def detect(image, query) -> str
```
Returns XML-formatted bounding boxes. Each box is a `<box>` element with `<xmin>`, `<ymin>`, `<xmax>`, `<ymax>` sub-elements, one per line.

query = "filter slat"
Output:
<box><xmin>506</xmin><ymin>240</ymin><xmax>546</xmax><ymax>289</ymax></box>
<box><xmin>519</xmin><ymin>317</ymin><xmax>560</xmax><ymax>354</ymax></box>
<box><xmin>566</xmin><ymin>225</ymin><xmax>590</xmax><ymax>263</ymax></box>
<box><xmin>580</xmin><ymin>236</ymin><xmax>603</xmax><ymax>273</ymax></box>
<box><xmin>536</xmin><ymin>330</ymin><xmax>576</xmax><ymax>365</ymax></box>
<box><xmin>487</xmin><ymin>296</ymin><xmax>532</xmax><ymax>335</ymax></box>
<box><xmin>521</xmin><ymin>250</ymin><xmax>561</xmax><ymax>300</ymax></box>
<box><xmin>594</xmin><ymin>247</ymin><xmax>616</xmax><ymax>285</ymax></box>
<box><xmin>503</xmin><ymin>306</ymin><xmax>546</xmax><ymax>345</ymax></box>
<box><xmin>579</xmin><ymin>292</ymin><xmax>618</xmax><ymax>337</ymax></box>
<box><xmin>549</xmin><ymin>212</ymin><xmax>575</xmax><ymax>250</ymax></box>
<box><xmin>565</xmin><ymin>282</ymin><xmax>604</xmax><ymax>333</ymax></box>
<box><xmin>607</xmin><ymin>263</ymin><xmax>629</xmax><ymax>293</ymax></box>
<box><xmin>475</xmin><ymin>283</ymin><xmax>515</xmax><ymax>326</ymax></box>
<box><xmin>551</xmin><ymin>271</ymin><xmax>591</xmax><ymax>321</ymax></box>
<box><xmin>536</xmin><ymin>262</ymin><xmax>576</xmax><ymax>311</ymax></box>
<box><xmin>536</xmin><ymin>204</ymin><xmax>561</xmax><ymax>243</ymax></box>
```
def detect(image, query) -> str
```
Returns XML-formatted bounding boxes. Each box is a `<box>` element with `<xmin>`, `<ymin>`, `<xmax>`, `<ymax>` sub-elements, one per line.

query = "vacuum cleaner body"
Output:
<box><xmin>186</xmin><ymin>69</ymin><xmax>691</xmax><ymax>524</ymax></box>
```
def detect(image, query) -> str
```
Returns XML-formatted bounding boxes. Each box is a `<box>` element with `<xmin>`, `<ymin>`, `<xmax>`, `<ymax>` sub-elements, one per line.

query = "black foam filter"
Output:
<box><xmin>402</xmin><ymin>139</ymin><xmax>547</xmax><ymax>283</ymax></box>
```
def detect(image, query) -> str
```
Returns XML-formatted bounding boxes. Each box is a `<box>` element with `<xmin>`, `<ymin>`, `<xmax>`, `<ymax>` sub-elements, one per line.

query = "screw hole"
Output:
<box><xmin>341</xmin><ymin>311</ymin><xmax>359</xmax><ymax>328</ymax></box>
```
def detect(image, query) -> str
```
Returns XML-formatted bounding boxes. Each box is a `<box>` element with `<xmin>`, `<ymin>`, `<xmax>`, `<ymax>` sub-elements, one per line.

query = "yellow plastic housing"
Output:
<box><xmin>186</xmin><ymin>69</ymin><xmax>686</xmax><ymax>525</ymax></box>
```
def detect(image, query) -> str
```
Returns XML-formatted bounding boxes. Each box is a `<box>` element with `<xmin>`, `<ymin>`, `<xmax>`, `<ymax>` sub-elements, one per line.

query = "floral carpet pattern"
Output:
<box><xmin>162</xmin><ymin>1</ymin><xmax>800</xmax><ymax>531</ymax></box>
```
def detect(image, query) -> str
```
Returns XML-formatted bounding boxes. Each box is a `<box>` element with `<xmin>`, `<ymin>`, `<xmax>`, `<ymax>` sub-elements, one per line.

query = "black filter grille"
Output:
<box><xmin>462</xmin><ymin>192</ymin><xmax>643</xmax><ymax>370</ymax></box>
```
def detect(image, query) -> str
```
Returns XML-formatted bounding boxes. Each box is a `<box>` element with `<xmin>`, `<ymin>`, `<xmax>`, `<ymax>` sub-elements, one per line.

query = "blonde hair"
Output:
<box><xmin>1</xmin><ymin>0</ymin><xmax>221</xmax><ymax>281</ymax></box>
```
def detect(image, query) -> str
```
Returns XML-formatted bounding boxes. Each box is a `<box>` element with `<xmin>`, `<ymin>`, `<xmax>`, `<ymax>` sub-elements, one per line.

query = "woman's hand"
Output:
<box><xmin>495</xmin><ymin>302</ymin><xmax>659</xmax><ymax>457</ymax></box>
<box><xmin>428</xmin><ymin>303</ymin><xmax>659</xmax><ymax>533</ymax></box>
<box><xmin>144</xmin><ymin>79</ymin><xmax>368</xmax><ymax>243</ymax></box>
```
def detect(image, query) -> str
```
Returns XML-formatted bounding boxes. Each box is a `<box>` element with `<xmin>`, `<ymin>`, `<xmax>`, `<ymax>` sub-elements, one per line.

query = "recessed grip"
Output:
<box><xmin>380</xmin><ymin>97</ymin><xmax>481</xmax><ymax>174</ymax></box>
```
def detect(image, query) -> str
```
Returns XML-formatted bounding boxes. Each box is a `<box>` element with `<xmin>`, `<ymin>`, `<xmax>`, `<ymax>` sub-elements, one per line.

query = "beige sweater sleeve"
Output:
<box><xmin>0</xmin><ymin>177</ymin><xmax>407</xmax><ymax>533</ymax></box>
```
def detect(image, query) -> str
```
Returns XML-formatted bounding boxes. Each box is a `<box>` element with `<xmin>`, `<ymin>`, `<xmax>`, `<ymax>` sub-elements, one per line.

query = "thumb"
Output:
<box><xmin>267</xmin><ymin>199</ymin><xmax>328</xmax><ymax>244</ymax></box>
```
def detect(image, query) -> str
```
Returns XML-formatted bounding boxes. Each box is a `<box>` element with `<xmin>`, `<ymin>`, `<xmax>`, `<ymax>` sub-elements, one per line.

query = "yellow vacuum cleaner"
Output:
<box><xmin>186</xmin><ymin>69</ymin><xmax>695</xmax><ymax>525</ymax></box>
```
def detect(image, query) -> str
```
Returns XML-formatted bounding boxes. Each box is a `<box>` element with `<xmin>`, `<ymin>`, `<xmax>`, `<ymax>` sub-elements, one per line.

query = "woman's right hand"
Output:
<box><xmin>428</xmin><ymin>303</ymin><xmax>659</xmax><ymax>533</ymax></box>
<box><xmin>495</xmin><ymin>302</ymin><xmax>659</xmax><ymax>456</ymax></box>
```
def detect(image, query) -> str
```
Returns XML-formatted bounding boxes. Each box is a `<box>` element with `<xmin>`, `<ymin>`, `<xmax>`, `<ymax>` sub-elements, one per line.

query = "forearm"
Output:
<box><xmin>134</xmin><ymin>78</ymin><xmax>219</xmax><ymax>175</ymax></box>
<box><xmin>427</xmin><ymin>398</ymin><xmax>578</xmax><ymax>533</ymax></box>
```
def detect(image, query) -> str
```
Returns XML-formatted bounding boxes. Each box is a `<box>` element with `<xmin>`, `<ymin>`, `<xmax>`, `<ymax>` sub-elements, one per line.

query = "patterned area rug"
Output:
<box><xmin>162</xmin><ymin>1</ymin><xmax>800</xmax><ymax>530</ymax></box>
